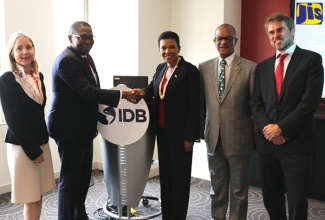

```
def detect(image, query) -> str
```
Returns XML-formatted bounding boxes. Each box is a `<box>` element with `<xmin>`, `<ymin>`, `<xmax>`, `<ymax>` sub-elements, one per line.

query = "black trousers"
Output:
<box><xmin>157</xmin><ymin>128</ymin><xmax>193</xmax><ymax>220</ymax></box>
<box><xmin>57</xmin><ymin>141</ymin><xmax>93</xmax><ymax>220</ymax></box>
<box><xmin>258</xmin><ymin>150</ymin><xmax>310</xmax><ymax>220</ymax></box>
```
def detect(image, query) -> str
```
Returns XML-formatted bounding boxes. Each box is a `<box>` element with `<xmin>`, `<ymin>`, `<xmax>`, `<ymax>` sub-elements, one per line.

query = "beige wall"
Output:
<box><xmin>139</xmin><ymin>0</ymin><xmax>171</xmax><ymax>78</ymax></box>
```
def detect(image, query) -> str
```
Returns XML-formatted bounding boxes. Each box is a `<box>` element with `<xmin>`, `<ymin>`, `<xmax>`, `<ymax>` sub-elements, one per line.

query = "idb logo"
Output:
<box><xmin>97</xmin><ymin>85</ymin><xmax>150</xmax><ymax>146</ymax></box>
<box><xmin>296</xmin><ymin>3</ymin><xmax>323</xmax><ymax>25</ymax></box>
<box><xmin>98</xmin><ymin>106</ymin><xmax>116</xmax><ymax>125</ymax></box>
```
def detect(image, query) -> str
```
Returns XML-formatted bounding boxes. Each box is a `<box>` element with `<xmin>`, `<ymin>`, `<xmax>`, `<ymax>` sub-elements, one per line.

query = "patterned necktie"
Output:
<box><xmin>219</xmin><ymin>59</ymin><xmax>226</xmax><ymax>101</ymax></box>
<box><xmin>275</xmin><ymin>53</ymin><xmax>288</xmax><ymax>98</ymax></box>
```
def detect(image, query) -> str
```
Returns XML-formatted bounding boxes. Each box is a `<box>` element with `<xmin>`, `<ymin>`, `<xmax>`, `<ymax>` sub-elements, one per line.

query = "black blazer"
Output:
<box><xmin>250</xmin><ymin>46</ymin><xmax>324</xmax><ymax>154</ymax></box>
<box><xmin>0</xmin><ymin>71</ymin><xmax>48</xmax><ymax>160</ymax></box>
<box><xmin>47</xmin><ymin>46</ymin><xmax>120</xmax><ymax>144</ymax></box>
<box><xmin>145</xmin><ymin>56</ymin><xmax>200</xmax><ymax>142</ymax></box>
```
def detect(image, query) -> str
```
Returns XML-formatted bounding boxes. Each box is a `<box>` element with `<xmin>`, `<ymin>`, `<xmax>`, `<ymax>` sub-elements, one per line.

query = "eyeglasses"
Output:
<box><xmin>71</xmin><ymin>34</ymin><xmax>96</xmax><ymax>41</ymax></box>
<box><xmin>214</xmin><ymin>36</ymin><xmax>235</xmax><ymax>43</ymax></box>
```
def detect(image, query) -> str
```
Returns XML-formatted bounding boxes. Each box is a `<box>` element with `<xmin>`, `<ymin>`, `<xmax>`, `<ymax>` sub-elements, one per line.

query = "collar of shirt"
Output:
<box><xmin>274</xmin><ymin>44</ymin><xmax>296</xmax><ymax>76</ymax></box>
<box><xmin>276</xmin><ymin>44</ymin><xmax>296</xmax><ymax>58</ymax></box>
<box><xmin>219</xmin><ymin>52</ymin><xmax>235</xmax><ymax>66</ymax></box>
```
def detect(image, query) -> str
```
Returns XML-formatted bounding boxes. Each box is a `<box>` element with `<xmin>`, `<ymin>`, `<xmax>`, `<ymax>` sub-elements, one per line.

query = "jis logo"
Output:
<box><xmin>296</xmin><ymin>3</ymin><xmax>323</xmax><ymax>24</ymax></box>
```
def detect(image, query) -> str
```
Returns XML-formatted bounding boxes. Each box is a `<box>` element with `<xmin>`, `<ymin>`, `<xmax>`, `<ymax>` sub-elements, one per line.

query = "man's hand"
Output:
<box><xmin>272</xmin><ymin>134</ymin><xmax>288</xmax><ymax>145</ymax></box>
<box><xmin>263</xmin><ymin>124</ymin><xmax>282</xmax><ymax>141</ymax></box>
<box><xmin>184</xmin><ymin>140</ymin><xmax>194</xmax><ymax>152</ymax></box>
<box><xmin>122</xmin><ymin>88</ymin><xmax>145</xmax><ymax>104</ymax></box>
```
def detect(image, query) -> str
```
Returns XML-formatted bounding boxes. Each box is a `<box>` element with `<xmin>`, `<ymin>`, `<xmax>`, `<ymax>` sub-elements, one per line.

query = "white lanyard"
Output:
<box><xmin>159</xmin><ymin>57</ymin><xmax>180</xmax><ymax>99</ymax></box>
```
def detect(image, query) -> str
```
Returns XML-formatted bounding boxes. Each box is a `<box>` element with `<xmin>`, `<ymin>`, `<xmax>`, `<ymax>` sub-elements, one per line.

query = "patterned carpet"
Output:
<box><xmin>1</xmin><ymin>170</ymin><xmax>325</xmax><ymax>220</ymax></box>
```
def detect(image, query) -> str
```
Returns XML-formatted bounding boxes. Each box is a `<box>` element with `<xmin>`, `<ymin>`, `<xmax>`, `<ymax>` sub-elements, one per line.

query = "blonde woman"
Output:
<box><xmin>0</xmin><ymin>32</ymin><xmax>55</xmax><ymax>220</ymax></box>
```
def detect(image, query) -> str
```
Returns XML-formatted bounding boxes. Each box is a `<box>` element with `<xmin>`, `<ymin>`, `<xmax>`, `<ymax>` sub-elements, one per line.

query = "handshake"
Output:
<box><xmin>122</xmin><ymin>88</ymin><xmax>145</xmax><ymax>104</ymax></box>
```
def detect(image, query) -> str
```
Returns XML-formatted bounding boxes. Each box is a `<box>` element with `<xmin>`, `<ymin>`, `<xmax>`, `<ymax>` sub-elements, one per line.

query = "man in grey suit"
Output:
<box><xmin>199</xmin><ymin>24</ymin><xmax>256</xmax><ymax>220</ymax></box>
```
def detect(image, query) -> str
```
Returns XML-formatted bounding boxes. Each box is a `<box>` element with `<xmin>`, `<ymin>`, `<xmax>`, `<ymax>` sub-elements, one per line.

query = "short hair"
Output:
<box><xmin>215</xmin><ymin>23</ymin><xmax>237</xmax><ymax>38</ymax></box>
<box><xmin>7</xmin><ymin>32</ymin><xmax>39</xmax><ymax>74</ymax></box>
<box><xmin>265</xmin><ymin>13</ymin><xmax>295</xmax><ymax>32</ymax></box>
<box><xmin>69</xmin><ymin>21</ymin><xmax>92</xmax><ymax>34</ymax></box>
<box><xmin>158</xmin><ymin>31</ymin><xmax>180</xmax><ymax>47</ymax></box>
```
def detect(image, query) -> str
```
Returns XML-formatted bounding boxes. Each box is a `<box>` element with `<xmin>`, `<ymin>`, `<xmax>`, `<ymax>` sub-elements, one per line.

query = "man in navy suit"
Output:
<box><xmin>48</xmin><ymin>21</ymin><xmax>139</xmax><ymax>220</ymax></box>
<box><xmin>250</xmin><ymin>13</ymin><xmax>324</xmax><ymax>220</ymax></box>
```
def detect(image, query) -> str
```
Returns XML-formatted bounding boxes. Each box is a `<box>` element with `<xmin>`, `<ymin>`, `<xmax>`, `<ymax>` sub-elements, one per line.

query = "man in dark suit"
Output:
<box><xmin>250</xmin><ymin>13</ymin><xmax>324</xmax><ymax>220</ymax></box>
<box><xmin>47</xmin><ymin>21</ymin><xmax>139</xmax><ymax>220</ymax></box>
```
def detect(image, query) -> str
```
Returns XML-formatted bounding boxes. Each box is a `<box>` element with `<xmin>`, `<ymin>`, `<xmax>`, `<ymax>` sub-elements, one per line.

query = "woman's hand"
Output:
<box><xmin>33</xmin><ymin>153</ymin><xmax>44</xmax><ymax>163</ymax></box>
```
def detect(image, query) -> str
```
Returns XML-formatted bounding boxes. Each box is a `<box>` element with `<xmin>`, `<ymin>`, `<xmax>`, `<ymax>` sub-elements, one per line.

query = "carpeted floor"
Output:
<box><xmin>1</xmin><ymin>170</ymin><xmax>325</xmax><ymax>220</ymax></box>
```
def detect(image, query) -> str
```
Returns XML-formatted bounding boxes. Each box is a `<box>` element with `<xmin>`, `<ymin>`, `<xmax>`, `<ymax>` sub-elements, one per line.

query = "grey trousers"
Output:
<box><xmin>208</xmin><ymin>145</ymin><xmax>250</xmax><ymax>220</ymax></box>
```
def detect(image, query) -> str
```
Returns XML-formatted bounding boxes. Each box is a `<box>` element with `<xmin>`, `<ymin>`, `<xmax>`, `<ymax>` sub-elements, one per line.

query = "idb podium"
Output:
<box><xmin>97</xmin><ymin>76</ymin><xmax>160</xmax><ymax>219</ymax></box>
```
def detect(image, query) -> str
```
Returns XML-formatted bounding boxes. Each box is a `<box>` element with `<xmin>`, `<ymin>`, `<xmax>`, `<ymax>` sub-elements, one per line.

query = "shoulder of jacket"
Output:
<box><xmin>237</xmin><ymin>56</ymin><xmax>257</xmax><ymax>66</ymax></box>
<box><xmin>199</xmin><ymin>57</ymin><xmax>217</xmax><ymax>66</ymax></box>
<box><xmin>0</xmin><ymin>71</ymin><xmax>14</xmax><ymax>80</ymax></box>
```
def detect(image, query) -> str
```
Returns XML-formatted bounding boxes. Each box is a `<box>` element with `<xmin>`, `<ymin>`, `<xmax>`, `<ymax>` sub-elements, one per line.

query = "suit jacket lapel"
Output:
<box><xmin>280</xmin><ymin>47</ymin><xmax>302</xmax><ymax>99</ymax></box>
<box><xmin>85</xmin><ymin>55</ymin><xmax>100</xmax><ymax>88</ymax></box>
<box><xmin>153</xmin><ymin>63</ymin><xmax>167</xmax><ymax>98</ymax></box>
<box><xmin>207</xmin><ymin>58</ymin><xmax>220</xmax><ymax>101</ymax></box>
<box><xmin>159</xmin><ymin>57</ymin><xmax>186</xmax><ymax>96</ymax></box>
<box><xmin>264</xmin><ymin>55</ymin><xmax>278</xmax><ymax>100</ymax></box>
<box><xmin>68</xmin><ymin>46</ymin><xmax>99</xmax><ymax>87</ymax></box>
<box><xmin>170</xmin><ymin>64</ymin><xmax>181</xmax><ymax>81</ymax></box>
<box><xmin>167</xmin><ymin>57</ymin><xmax>184</xmax><ymax>85</ymax></box>
<box><xmin>223</xmin><ymin>55</ymin><xmax>241</xmax><ymax>100</ymax></box>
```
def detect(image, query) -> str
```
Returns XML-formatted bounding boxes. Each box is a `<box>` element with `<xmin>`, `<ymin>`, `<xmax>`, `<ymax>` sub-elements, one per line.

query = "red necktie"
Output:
<box><xmin>275</xmin><ymin>53</ymin><xmax>288</xmax><ymax>98</ymax></box>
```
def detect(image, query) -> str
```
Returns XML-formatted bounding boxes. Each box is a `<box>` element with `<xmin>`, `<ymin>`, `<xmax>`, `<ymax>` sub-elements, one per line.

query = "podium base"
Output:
<box><xmin>103</xmin><ymin>196</ymin><xmax>161</xmax><ymax>219</ymax></box>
